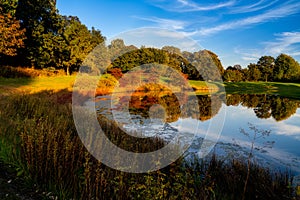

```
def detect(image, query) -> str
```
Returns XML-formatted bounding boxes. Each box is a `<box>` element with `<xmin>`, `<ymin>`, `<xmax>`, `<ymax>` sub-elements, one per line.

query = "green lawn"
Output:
<box><xmin>188</xmin><ymin>80</ymin><xmax>300</xmax><ymax>99</ymax></box>
<box><xmin>188</xmin><ymin>80</ymin><xmax>220</xmax><ymax>95</ymax></box>
<box><xmin>223</xmin><ymin>81</ymin><xmax>300</xmax><ymax>99</ymax></box>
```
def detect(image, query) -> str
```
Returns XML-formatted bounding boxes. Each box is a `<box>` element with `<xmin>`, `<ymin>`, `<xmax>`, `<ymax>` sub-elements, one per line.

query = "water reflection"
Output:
<box><xmin>95</xmin><ymin>93</ymin><xmax>300</xmax><ymax>177</ymax></box>
<box><xmin>126</xmin><ymin>91</ymin><xmax>223</xmax><ymax>122</ymax></box>
<box><xmin>116</xmin><ymin>93</ymin><xmax>300</xmax><ymax>123</ymax></box>
<box><xmin>226</xmin><ymin>94</ymin><xmax>300</xmax><ymax>121</ymax></box>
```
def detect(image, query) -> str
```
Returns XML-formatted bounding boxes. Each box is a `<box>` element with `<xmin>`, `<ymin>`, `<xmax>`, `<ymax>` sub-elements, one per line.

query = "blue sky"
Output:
<box><xmin>56</xmin><ymin>0</ymin><xmax>300</xmax><ymax>68</ymax></box>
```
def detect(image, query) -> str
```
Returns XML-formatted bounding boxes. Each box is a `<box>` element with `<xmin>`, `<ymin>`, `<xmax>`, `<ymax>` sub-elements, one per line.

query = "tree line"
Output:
<box><xmin>107</xmin><ymin>44</ymin><xmax>224</xmax><ymax>81</ymax></box>
<box><xmin>224</xmin><ymin>55</ymin><xmax>300</xmax><ymax>82</ymax></box>
<box><xmin>1</xmin><ymin>0</ymin><xmax>300</xmax><ymax>82</ymax></box>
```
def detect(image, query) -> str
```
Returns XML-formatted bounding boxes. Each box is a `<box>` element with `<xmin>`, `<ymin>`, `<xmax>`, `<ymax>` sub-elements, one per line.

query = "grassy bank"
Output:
<box><xmin>189</xmin><ymin>80</ymin><xmax>300</xmax><ymax>100</ymax></box>
<box><xmin>223</xmin><ymin>81</ymin><xmax>300</xmax><ymax>99</ymax></box>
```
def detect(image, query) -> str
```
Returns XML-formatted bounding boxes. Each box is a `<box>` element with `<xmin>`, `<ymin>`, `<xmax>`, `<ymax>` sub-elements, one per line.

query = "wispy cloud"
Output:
<box><xmin>148</xmin><ymin>0</ymin><xmax>236</xmax><ymax>12</ymax></box>
<box><xmin>234</xmin><ymin>48</ymin><xmax>262</xmax><ymax>62</ymax></box>
<box><xmin>197</xmin><ymin>1</ymin><xmax>300</xmax><ymax>36</ymax></box>
<box><xmin>263</xmin><ymin>32</ymin><xmax>300</xmax><ymax>56</ymax></box>
<box><xmin>175</xmin><ymin>0</ymin><xmax>236</xmax><ymax>12</ymax></box>
<box><xmin>133</xmin><ymin>16</ymin><xmax>187</xmax><ymax>30</ymax></box>
<box><xmin>144</xmin><ymin>1</ymin><xmax>300</xmax><ymax>37</ymax></box>
<box><xmin>229</xmin><ymin>0</ymin><xmax>279</xmax><ymax>14</ymax></box>
<box><xmin>114</xmin><ymin>28</ymin><xmax>200</xmax><ymax>52</ymax></box>
<box><xmin>235</xmin><ymin>32</ymin><xmax>300</xmax><ymax>62</ymax></box>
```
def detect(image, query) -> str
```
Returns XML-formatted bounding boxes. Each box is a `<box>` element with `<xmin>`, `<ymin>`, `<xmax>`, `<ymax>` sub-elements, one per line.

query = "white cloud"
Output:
<box><xmin>229</xmin><ymin>0</ymin><xmax>279</xmax><ymax>14</ymax></box>
<box><xmin>263</xmin><ymin>32</ymin><xmax>300</xmax><ymax>55</ymax></box>
<box><xmin>134</xmin><ymin>16</ymin><xmax>187</xmax><ymax>30</ymax></box>
<box><xmin>259</xmin><ymin>120</ymin><xmax>300</xmax><ymax>141</ymax></box>
<box><xmin>235</xmin><ymin>32</ymin><xmax>300</xmax><ymax>62</ymax></box>
<box><xmin>110</xmin><ymin>27</ymin><xmax>201</xmax><ymax>52</ymax></box>
<box><xmin>149</xmin><ymin>0</ymin><xmax>236</xmax><ymax>12</ymax></box>
<box><xmin>197</xmin><ymin>1</ymin><xmax>300</xmax><ymax>36</ymax></box>
<box><xmin>175</xmin><ymin>0</ymin><xmax>236</xmax><ymax>12</ymax></box>
<box><xmin>234</xmin><ymin>48</ymin><xmax>262</xmax><ymax>62</ymax></box>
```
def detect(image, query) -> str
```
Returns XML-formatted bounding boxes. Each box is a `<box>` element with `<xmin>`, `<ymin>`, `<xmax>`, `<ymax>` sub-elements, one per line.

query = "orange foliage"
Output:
<box><xmin>0</xmin><ymin>11</ymin><xmax>26</xmax><ymax>56</ymax></box>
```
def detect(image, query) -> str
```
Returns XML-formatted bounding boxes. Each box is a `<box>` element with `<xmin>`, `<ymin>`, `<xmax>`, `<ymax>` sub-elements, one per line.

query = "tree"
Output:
<box><xmin>62</xmin><ymin>16</ymin><xmax>104</xmax><ymax>75</ymax></box>
<box><xmin>206</xmin><ymin>50</ymin><xmax>225</xmax><ymax>76</ymax></box>
<box><xmin>257</xmin><ymin>56</ymin><xmax>275</xmax><ymax>82</ymax></box>
<box><xmin>192</xmin><ymin>50</ymin><xmax>224</xmax><ymax>81</ymax></box>
<box><xmin>90</xmin><ymin>27</ymin><xmax>106</xmax><ymax>47</ymax></box>
<box><xmin>16</xmin><ymin>0</ymin><xmax>64</xmax><ymax>68</ymax></box>
<box><xmin>223</xmin><ymin>69</ymin><xmax>243</xmax><ymax>82</ymax></box>
<box><xmin>0</xmin><ymin>0</ymin><xmax>18</xmax><ymax>16</ymax></box>
<box><xmin>108</xmin><ymin>39</ymin><xmax>127</xmax><ymax>60</ymax></box>
<box><xmin>247</xmin><ymin>63</ymin><xmax>261</xmax><ymax>81</ymax></box>
<box><xmin>107</xmin><ymin>67</ymin><xmax>123</xmax><ymax>79</ymax></box>
<box><xmin>0</xmin><ymin>8</ymin><xmax>26</xmax><ymax>57</ymax></box>
<box><xmin>273</xmin><ymin>54</ymin><xmax>300</xmax><ymax>81</ymax></box>
<box><xmin>233</xmin><ymin>64</ymin><xmax>242</xmax><ymax>71</ymax></box>
<box><xmin>162</xmin><ymin>46</ymin><xmax>181</xmax><ymax>55</ymax></box>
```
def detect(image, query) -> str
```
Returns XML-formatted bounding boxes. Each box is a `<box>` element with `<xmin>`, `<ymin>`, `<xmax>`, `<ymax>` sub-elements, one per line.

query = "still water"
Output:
<box><xmin>95</xmin><ymin>93</ymin><xmax>300</xmax><ymax>179</ymax></box>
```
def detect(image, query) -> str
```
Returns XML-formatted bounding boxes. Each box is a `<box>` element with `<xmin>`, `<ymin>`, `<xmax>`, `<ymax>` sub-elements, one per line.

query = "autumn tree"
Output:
<box><xmin>0</xmin><ymin>8</ymin><xmax>26</xmax><ymax>58</ymax></box>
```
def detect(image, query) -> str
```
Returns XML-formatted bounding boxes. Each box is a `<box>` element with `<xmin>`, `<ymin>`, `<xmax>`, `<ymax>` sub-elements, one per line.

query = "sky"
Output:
<box><xmin>56</xmin><ymin>0</ymin><xmax>300</xmax><ymax>68</ymax></box>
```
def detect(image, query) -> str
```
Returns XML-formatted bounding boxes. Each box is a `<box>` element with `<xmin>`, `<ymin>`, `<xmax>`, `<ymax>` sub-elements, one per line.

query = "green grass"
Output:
<box><xmin>189</xmin><ymin>80</ymin><xmax>219</xmax><ymax>90</ymax></box>
<box><xmin>224</xmin><ymin>81</ymin><xmax>300</xmax><ymax>99</ymax></box>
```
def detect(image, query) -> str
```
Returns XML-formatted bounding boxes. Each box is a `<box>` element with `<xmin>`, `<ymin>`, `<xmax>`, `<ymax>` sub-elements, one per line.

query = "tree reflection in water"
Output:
<box><xmin>120</xmin><ymin>92</ymin><xmax>300</xmax><ymax>123</ymax></box>
<box><xmin>226</xmin><ymin>94</ymin><xmax>300</xmax><ymax>121</ymax></box>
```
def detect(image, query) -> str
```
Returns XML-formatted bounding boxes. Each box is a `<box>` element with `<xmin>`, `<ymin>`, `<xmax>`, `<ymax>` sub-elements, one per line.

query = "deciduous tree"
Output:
<box><xmin>257</xmin><ymin>56</ymin><xmax>275</xmax><ymax>82</ymax></box>
<box><xmin>0</xmin><ymin>9</ymin><xmax>26</xmax><ymax>57</ymax></box>
<box><xmin>273</xmin><ymin>54</ymin><xmax>300</xmax><ymax>81</ymax></box>
<box><xmin>16</xmin><ymin>0</ymin><xmax>63</xmax><ymax>68</ymax></box>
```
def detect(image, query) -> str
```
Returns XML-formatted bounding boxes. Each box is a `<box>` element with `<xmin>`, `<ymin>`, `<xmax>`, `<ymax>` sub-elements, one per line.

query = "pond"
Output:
<box><xmin>95</xmin><ymin>92</ymin><xmax>300</xmax><ymax>181</ymax></box>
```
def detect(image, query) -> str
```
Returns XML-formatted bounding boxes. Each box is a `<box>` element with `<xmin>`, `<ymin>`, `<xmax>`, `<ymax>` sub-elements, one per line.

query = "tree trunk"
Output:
<box><xmin>66</xmin><ymin>66</ymin><xmax>70</xmax><ymax>76</ymax></box>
